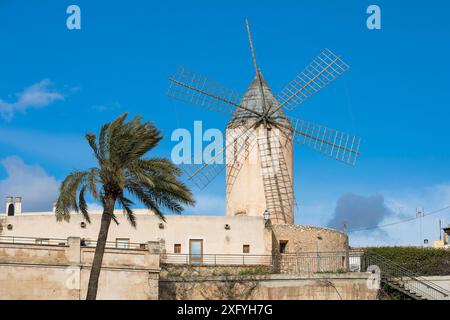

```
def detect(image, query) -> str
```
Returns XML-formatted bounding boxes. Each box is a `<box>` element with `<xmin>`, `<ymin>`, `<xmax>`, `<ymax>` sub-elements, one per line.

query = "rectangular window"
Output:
<box><xmin>174</xmin><ymin>243</ymin><xmax>181</xmax><ymax>253</ymax></box>
<box><xmin>279</xmin><ymin>240</ymin><xmax>288</xmax><ymax>253</ymax></box>
<box><xmin>243</xmin><ymin>244</ymin><xmax>250</xmax><ymax>254</ymax></box>
<box><xmin>116</xmin><ymin>238</ymin><xmax>130</xmax><ymax>249</ymax></box>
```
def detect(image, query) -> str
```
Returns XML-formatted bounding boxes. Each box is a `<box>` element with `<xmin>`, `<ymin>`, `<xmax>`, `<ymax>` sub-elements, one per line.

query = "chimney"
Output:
<box><xmin>5</xmin><ymin>197</ymin><xmax>14</xmax><ymax>216</ymax></box>
<box><xmin>14</xmin><ymin>197</ymin><xmax>22</xmax><ymax>215</ymax></box>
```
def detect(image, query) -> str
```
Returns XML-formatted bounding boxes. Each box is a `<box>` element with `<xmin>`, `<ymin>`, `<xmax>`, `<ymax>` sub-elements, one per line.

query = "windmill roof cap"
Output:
<box><xmin>229</xmin><ymin>73</ymin><xmax>288</xmax><ymax>125</ymax></box>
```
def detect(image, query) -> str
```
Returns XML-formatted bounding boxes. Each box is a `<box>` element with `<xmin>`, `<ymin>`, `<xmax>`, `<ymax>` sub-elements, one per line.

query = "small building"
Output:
<box><xmin>0</xmin><ymin>196</ymin><xmax>348</xmax><ymax>271</ymax></box>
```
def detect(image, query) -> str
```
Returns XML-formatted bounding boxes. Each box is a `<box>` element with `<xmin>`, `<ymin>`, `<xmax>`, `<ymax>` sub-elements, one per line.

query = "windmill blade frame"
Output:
<box><xmin>167</xmin><ymin>20</ymin><xmax>361</xmax><ymax>225</ymax></box>
<box><xmin>279</xmin><ymin>116</ymin><xmax>361</xmax><ymax>166</ymax></box>
<box><xmin>168</xmin><ymin>66</ymin><xmax>262</xmax><ymax>117</ymax></box>
<box><xmin>274</xmin><ymin>49</ymin><xmax>350</xmax><ymax>113</ymax></box>
<box><xmin>257</xmin><ymin>128</ymin><xmax>294</xmax><ymax>224</ymax></box>
<box><xmin>180</xmin><ymin>119</ymin><xmax>258</xmax><ymax>190</ymax></box>
<box><xmin>225</xmin><ymin>123</ymin><xmax>258</xmax><ymax>196</ymax></box>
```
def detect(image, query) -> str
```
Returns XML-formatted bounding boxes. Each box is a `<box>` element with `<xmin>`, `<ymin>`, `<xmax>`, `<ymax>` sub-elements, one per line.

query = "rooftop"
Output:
<box><xmin>228</xmin><ymin>73</ymin><xmax>289</xmax><ymax>125</ymax></box>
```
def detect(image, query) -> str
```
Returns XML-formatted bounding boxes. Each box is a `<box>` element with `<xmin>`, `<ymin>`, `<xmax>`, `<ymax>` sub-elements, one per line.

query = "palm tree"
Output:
<box><xmin>55</xmin><ymin>113</ymin><xmax>195</xmax><ymax>300</ymax></box>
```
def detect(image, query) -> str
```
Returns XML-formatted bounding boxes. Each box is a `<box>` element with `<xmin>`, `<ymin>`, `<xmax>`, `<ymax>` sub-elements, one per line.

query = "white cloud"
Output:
<box><xmin>0</xmin><ymin>79</ymin><xmax>63</xmax><ymax>120</ymax></box>
<box><xmin>0</xmin><ymin>156</ymin><xmax>59</xmax><ymax>212</ymax></box>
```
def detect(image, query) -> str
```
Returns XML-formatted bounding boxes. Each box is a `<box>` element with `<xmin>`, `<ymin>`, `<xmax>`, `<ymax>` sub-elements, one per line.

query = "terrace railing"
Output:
<box><xmin>361</xmin><ymin>251</ymin><xmax>450</xmax><ymax>300</ymax></box>
<box><xmin>276</xmin><ymin>251</ymin><xmax>350</xmax><ymax>274</ymax></box>
<box><xmin>161</xmin><ymin>253</ymin><xmax>273</xmax><ymax>266</ymax></box>
<box><xmin>0</xmin><ymin>236</ymin><xmax>148</xmax><ymax>250</ymax></box>
<box><xmin>0</xmin><ymin>235</ymin><xmax>68</xmax><ymax>246</ymax></box>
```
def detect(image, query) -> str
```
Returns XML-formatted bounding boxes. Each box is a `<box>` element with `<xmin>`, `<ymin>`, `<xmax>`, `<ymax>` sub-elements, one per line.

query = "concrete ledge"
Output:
<box><xmin>160</xmin><ymin>272</ymin><xmax>370</xmax><ymax>282</ymax></box>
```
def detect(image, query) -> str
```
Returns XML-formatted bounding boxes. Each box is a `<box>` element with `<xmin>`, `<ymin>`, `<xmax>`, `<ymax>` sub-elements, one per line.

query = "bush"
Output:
<box><xmin>238</xmin><ymin>267</ymin><xmax>271</xmax><ymax>276</ymax></box>
<box><xmin>362</xmin><ymin>247</ymin><xmax>450</xmax><ymax>276</ymax></box>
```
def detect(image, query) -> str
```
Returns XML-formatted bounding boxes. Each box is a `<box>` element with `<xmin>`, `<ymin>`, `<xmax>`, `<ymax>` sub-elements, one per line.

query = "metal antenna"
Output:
<box><xmin>246</xmin><ymin>19</ymin><xmax>259</xmax><ymax>74</ymax></box>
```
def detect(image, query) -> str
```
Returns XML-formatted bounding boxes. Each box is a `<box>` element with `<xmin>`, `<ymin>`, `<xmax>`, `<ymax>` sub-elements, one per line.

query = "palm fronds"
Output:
<box><xmin>55</xmin><ymin>113</ymin><xmax>195</xmax><ymax>224</ymax></box>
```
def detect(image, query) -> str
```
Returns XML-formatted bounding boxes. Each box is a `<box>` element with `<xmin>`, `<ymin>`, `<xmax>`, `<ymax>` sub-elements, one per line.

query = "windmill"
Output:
<box><xmin>167</xmin><ymin>20</ymin><xmax>361</xmax><ymax>224</ymax></box>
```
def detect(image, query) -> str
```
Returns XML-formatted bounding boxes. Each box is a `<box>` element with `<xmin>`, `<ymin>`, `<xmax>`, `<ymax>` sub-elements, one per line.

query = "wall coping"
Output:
<box><xmin>160</xmin><ymin>272</ymin><xmax>370</xmax><ymax>282</ymax></box>
<box><xmin>271</xmin><ymin>224</ymin><xmax>348</xmax><ymax>237</ymax></box>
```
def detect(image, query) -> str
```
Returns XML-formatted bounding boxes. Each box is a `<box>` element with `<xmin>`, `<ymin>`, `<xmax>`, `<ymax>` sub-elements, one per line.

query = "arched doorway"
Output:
<box><xmin>7</xmin><ymin>204</ymin><xmax>14</xmax><ymax>216</ymax></box>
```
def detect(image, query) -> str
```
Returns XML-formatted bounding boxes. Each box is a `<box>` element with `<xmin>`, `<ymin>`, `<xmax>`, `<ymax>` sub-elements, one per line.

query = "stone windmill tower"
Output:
<box><xmin>168</xmin><ymin>21</ymin><xmax>361</xmax><ymax>225</ymax></box>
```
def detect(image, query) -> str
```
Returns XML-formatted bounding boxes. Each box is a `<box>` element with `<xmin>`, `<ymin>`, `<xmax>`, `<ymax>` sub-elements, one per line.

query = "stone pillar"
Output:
<box><xmin>147</xmin><ymin>241</ymin><xmax>161</xmax><ymax>254</ymax></box>
<box><xmin>14</xmin><ymin>197</ymin><xmax>22</xmax><ymax>215</ymax></box>
<box><xmin>146</xmin><ymin>241</ymin><xmax>161</xmax><ymax>269</ymax></box>
<box><xmin>67</xmin><ymin>237</ymin><xmax>81</xmax><ymax>264</ymax></box>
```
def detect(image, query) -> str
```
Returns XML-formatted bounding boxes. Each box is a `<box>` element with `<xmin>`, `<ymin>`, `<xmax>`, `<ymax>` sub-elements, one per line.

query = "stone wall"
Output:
<box><xmin>271</xmin><ymin>225</ymin><xmax>349</xmax><ymax>274</ymax></box>
<box><xmin>0</xmin><ymin>238</ymin><xmax>160</xmax><ymax>300</ymax></box>
<box><xmin>271</xmin><ymin>224</ymin><xmax>349</xmax><ymax>254</ymax></box>
<box><xmin>159</xmin><ymin>273</ymin><xmax>378</xmax><ymax>300</ymax></box>
<box><xmin>277</xmin><ymin>252</ymin><xmax>348</xmax><ymax>274</ymax></box>
<box><xmin>160</xmin><ymin>264</ymin><xmax>272</xmax><ymax>278</ymax></box>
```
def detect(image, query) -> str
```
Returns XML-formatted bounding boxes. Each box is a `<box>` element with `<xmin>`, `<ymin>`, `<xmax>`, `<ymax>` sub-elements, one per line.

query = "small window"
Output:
<box><xmin>116</xmin><ymin>238</ymin><xmax>130</xmax><ymax>249</ymax></box>
<box><xmin>279</xmin><ymin>240</ymin><xmax>288</xmax><ymax>253</ymax></box>
<box><xmin>243</xmin><ymin>244</ymin><xmax>250</xmax><ymax>254</ymax></box>
<box><xmin>174</xmin><ymin>243</ymin><xmax>181</xmax><ymax>254</ymax></box>
<box><xmin>139</xmin><ymin>243</ymin><xmax>147</xmax><ymax>250</ymax></box>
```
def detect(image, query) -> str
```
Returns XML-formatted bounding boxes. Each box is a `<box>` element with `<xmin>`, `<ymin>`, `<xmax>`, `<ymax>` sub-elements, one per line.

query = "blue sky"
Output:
<box><xmin>1</xmin><ymin>0</ymin><xmax>450</xmax><ymax>246</ymax></box>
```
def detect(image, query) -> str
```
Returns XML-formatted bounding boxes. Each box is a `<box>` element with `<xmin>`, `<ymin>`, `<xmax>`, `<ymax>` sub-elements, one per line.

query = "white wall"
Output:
<box><xmin>0</xmin><ymin>210</ymin><xmax>272</xmax><ymax>256</ymax></box>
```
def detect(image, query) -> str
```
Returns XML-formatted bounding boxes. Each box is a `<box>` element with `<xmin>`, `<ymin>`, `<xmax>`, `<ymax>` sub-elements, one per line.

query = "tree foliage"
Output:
<box><xmin>364</xmin><ymin>246</ymin><xmax>450</xmax><ymax>276</ymax></box>
<box><xmin>55</xmin><ymin>113</ymin><xmax>195</xmax><ymax>226</ymax></box>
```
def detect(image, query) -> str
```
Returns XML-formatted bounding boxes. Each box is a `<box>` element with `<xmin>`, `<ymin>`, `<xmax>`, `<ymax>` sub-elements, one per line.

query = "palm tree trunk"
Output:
<box><xmin>86</xmin><ymin>195</ymin><xmax>115</xmax><ymax>300</ymax></box>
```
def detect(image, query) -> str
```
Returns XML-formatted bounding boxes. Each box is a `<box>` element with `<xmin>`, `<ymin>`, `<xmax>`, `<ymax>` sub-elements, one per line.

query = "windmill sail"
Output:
<box><xmin>167</xmin><ymin>21</ymin><xmax>361</xmax><ymax>225</ymax></box>
<box><xmin>276</xmin><ymin>49</ymin><xmax>350</xmax><ymax>112</ymax></box>
<box><xmin>286</xmin><ymin>116</ymin><xmax>361</xmax><ymax>165</ymax></box>
<box><xmin>180</xmin><ymin>119</ymin><xmax>257</xmax><ymax>190</ymax></box>
<box><xmin>168</xmin><ymin>66</ymin><xmax>242</xmax><ymax>114</ymax></box>
<box><xmin>225</xmin><ymin>125</ymin><xmax>258</xmax><ymax>196</ymax></box>
<box><xmin>257</xmin><ymin>129</ymin><xmax>294</xmax><ymax>224</ymax></box>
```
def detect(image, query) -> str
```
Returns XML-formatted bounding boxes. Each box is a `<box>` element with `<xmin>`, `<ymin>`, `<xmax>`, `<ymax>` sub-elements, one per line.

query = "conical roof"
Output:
<box><xmin>229</xmin><ymin>73</ymin><xmax>288</xmax><ymax>125</ymax></box>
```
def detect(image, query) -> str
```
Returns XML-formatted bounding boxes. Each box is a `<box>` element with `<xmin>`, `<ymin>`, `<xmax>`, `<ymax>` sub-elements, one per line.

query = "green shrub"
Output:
<box><xmin>362</xmin><ymin>247</ymin><xmax>450</xmax><ymax>276</ymax></box>
<box><xmin>238</xmin><ymin>267</ymin><xmax>271</xmax><ymax>276</ymax></box>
